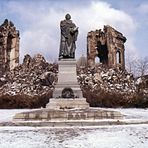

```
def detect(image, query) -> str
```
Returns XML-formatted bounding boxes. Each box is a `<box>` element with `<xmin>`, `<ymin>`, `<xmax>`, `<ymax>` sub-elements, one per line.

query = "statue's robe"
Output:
<box><xmin>59</xmin><ymin>19</ymin><xmax>78</xmax><ymax>59</ymax></box>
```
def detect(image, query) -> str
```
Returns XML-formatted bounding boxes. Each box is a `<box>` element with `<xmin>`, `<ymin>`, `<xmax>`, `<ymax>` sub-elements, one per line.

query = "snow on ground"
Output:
<box><xmin>0</xmin><ymin>109</ymin><xmax>30</xmax><ymax>122</ymax></box>
<box><xmin>0</xmin><ymin>125</ymin><xmax>147</xmax><ymax>148</ymax></box>
<box><xmin>0</xmin><ymin>109</ymin><xmax>42</xmax><ymax>122</ymax></box>
<box><xmin>0</xmin><ymin>108</ymin><xmax>148</xmax><ymax>148</ymax></box>
<box><xmin>101</xmin><ymin>108</ymin><xmax>148</xmax><ymax>120</ymax></box>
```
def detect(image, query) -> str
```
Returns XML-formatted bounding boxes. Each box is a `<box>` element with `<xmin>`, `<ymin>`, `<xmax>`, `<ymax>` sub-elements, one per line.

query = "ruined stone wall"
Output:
<box><xmin>0</xmin><ymin>19</ymin><xmax>19</xmax><ymax>76</ymax></box>
<box><xmin>87</xmin><ymin>25</ymin><xmax>126</xmax><ymax>69</ymax></box>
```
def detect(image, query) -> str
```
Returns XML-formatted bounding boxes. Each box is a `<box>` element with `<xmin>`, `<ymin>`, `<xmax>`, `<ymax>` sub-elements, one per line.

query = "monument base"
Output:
<box><xmin>13</xmin><ymin>59</ymin><xmax>123</xmax><ymax>125</ymax></box>
<box><xmin>13</xmin><ymin>108</ymin><xmax>123</xmax><ymax>122</ymax></box>
<box><xmin>46</xmin><ymin>98</ymin><xmax>89</xmax><ymax>109</ymax></box>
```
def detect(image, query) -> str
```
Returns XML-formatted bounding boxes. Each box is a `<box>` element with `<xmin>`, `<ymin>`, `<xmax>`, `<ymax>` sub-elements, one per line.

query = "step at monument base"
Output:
<box><xmin>46</xmin><ymin>98</ymin><xmax>89</xmax><ymax>109</ymax></box>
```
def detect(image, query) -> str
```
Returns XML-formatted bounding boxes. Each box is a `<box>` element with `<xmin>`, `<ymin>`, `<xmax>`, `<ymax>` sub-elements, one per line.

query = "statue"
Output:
<box><xmin>59</xmin><ymin>14</ymin><xmax>78</xmax><ymax>59</ymax></box>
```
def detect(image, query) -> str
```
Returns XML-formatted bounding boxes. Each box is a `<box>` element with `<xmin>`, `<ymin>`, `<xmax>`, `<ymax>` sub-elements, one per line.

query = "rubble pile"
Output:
<box><xmin>0</xmin><ymin>55</ymin><xmax>147</xmax><ymax>108</ymax></box>
<box><xmin>0</xmin><ymin>54</ymin><xmax>57</xmax><ymax>96</ymax></box>
<box><xmin>78</xmin><ymin>64</ymin><xmax>136</xmax><ymax>96</ymax></box>
<box><xmin>77</xmin><ymin>64</ymin><xmax>148</xmax><ymax>107</ymax></box>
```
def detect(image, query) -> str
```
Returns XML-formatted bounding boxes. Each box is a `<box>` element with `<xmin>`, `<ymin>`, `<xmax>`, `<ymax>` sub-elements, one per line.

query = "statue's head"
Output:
<box><xmin>65</xmin><ymin>14</ymin><xmax>71</xmax><ymax>20</ymax></box>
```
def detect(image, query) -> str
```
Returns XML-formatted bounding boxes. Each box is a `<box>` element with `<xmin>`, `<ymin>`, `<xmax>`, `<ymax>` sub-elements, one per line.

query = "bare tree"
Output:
<box><xmin>135</xmin><ymin>57</ymin><xmax>148</xmax><ymax>76</ymax></box>
<box><xmin>126</xmin><ymin>56</ymin><xmax>148</xmax><ymax>77</ymax></box>
<box><xmin>126</xmin><ymin>54</ymin><xmax>137</xmax><ymax>75</ymax></box>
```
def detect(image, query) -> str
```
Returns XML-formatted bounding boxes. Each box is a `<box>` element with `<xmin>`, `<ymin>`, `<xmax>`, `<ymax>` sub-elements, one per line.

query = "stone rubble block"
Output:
<box><xmin>77</xmin><ymin>64</ymin><xmax>148</xmax><ymax>99</ymax></box>
<box><xmin>0</xmin><ymin>54</ymin><xmax>57</xmax><ymax>96</ymax></box>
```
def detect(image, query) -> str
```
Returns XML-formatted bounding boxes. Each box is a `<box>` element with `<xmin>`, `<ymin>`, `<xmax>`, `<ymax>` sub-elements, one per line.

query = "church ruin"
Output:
<box><xmin>87</xmin><ymin>25</ymin><xmax>126</xmax><ymax>69</ymax></box>
<box><xmin>0</xmin><ymin>19</ymin><xmax>20</xmax><ymax>76</ymax></box>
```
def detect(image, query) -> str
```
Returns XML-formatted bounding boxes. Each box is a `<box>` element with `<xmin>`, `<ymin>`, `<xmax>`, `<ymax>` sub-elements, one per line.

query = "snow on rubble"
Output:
<box><xmin>0</xmin><ymin>54</ymin><xmax>57</xmax><ymax>96</ymax></box>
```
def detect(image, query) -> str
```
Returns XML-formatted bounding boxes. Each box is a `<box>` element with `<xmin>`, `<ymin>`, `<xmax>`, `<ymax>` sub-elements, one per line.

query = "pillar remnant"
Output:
<box><xmin>0</xmin><ymin>19</ymin><xmax>20</xmax><ymax>76</ymax></box>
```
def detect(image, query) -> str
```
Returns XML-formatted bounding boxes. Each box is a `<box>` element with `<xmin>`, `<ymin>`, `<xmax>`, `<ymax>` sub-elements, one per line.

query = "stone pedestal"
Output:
<box><xmin>46</xmin><ymin>59</ymin><xmax>89</xmax><ymax>109</ymax></box>
<box><xmin>53</xmin><ymin>59</ymin><xmax>83</xmax><ymax>98</ymax></box>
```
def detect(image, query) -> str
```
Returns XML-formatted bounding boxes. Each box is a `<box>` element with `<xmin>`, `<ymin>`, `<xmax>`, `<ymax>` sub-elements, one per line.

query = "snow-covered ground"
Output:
<box><xmin>102</xmin><ymin>108</ymin><xmax>148</xmax><ymax>120</ymax></box>
<box><xmin>0</xmin><ymin>108</ymin><xmax>148</xmax><ymax>148</ymax></box>
<box><xmin>0</xmin><ymin>125</ymin><xmax>147</xmax><ymax>148</ymax></box>
<box><xmin>0</xmin><ymin>109</ymin><xmax>30</xmax><ymax>122</ymax></box>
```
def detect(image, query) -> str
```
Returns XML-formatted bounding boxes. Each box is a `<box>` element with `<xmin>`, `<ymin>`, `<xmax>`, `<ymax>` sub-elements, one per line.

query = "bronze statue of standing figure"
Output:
<box><xmin>59</xmin><ymin>14</ymin><xmax>78</xmax><ymax>59</ymax></box>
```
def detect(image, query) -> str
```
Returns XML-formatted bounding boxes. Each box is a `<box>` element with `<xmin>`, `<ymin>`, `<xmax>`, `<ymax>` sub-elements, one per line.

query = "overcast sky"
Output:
<box><xmin>0</xmin><ymin>0</ymin><xmax>148</xmax><ymax>62</ymax></box>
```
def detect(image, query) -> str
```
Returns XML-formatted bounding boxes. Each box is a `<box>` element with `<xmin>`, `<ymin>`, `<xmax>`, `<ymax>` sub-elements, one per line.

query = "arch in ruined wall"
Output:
<box><xmin>116</xmin><ymin>50</ymin><xmax>121</xmax><ymax>64</ymax></box>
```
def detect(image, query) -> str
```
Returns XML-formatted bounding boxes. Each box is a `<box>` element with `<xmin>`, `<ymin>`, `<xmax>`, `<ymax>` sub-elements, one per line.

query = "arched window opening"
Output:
<box><xmin>95</xmin><ymin>57</ymin><xmax>100</xmax><ymax>64</ymax></box>
<box><xmin>96</xmin><ymin>41</ymin><xmax>108</xmax><ymax>65</ymax></box>
<box><xmin>7</xmin><ymin>34</ymin><xmax>12</xmax><ymax>59</ymax></box>
<box><xmin>116</xmin><ymin>50</ymin><xmax>121</xmax><ymax>64</ymax></box>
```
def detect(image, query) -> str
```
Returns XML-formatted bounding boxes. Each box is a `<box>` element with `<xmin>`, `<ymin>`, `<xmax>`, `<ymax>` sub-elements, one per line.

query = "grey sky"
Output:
<box><xmin>0</xmin><ymin>0</ymin><xmax>147</xmax><ymax>62</ymax></box>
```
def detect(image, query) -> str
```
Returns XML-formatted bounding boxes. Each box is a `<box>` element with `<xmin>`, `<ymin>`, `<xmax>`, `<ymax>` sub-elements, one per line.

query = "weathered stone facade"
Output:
<box><xmin>87</xmin><ymin>25</ymin><xmax>126</xmax><ymax>69</ymax></box>
<box><xmin>0</xmin><ymin>19</ymin><xmax>19</xmax><ymax>76</ymax></box>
